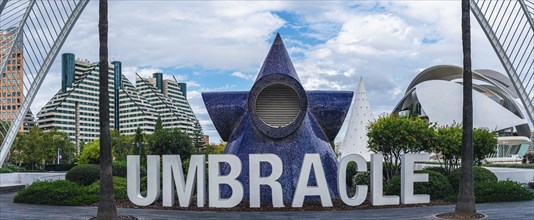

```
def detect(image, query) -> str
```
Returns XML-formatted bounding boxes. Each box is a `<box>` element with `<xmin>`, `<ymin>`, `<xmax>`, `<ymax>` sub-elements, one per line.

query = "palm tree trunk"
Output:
<box><xmin>97</xmin><ymin>0</ymin><xmax>117</xmax><ymax>218</ymax></box>
<box><xmin>455</xmin><ymin>0</ymin><xmax>476</xmax><ymax>214</ymax></box>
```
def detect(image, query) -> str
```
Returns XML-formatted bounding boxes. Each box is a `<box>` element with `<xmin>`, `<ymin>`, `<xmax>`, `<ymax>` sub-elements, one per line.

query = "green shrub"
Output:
<box><xmin>5</xmin><ymin>163</ymin><xmax>24</xmax><ymax>172</ymax></box>
<box><xmin>87</xmin><ymin>176</ymin><xmax>129</xmax><ymax>200</ymax></box>
<box><xmin>13</xmin><ymin>180</ymin><xmax>98</xmax><ymax>205</ymax></box>
<box><xmin>449</xmin><ymin>166</ymin><xmax>497</xmax><ymax>191</ymax></box>
<box><xmin>0</xmin><ymin>168</ymin><xmax>12</xmax><ymax>173</ymax></box>
<box><xmin>66</xmin><ymin>164</ymin><xmax>100</xmax><ymax>186</ymax></box>
<box><xmin>446</xmin><ymin>180</ymin><xmax>534</xmax><ymax>203</ymax></box>
<box><xmin>352</xmin><ymin>172</ymin><xmax>370</xmax><ymax>187</ymax></box>
<box><xmin>422</xmin><ymin>166</ymin><xmax>447</xmax><ymax>176</ymax></box>
<box><xmin>112</xmin><ymin>160</ymin><xmax>127</xmax><ymax>177</ymax></box>
<box><xmin>44</xmin><ymin>164</ymin><xmax>76</xmax><ymax>172</ymax></box>
<box><xmin>483</xmin><ymin>164</ymin><xmax>534</xmax><ymax>169</ymax></box>
<box><xmin>112</xmin><ymin>160</ymin><xmax>146</xmax><ymax>178</ymax></box>
<box><xmin>385</xmin><ymin>170</ymin><xmax>453</xmax><ymax>200</ymax></box>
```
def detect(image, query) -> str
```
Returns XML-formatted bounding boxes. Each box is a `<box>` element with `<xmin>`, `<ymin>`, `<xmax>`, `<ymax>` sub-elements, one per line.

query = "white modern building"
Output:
<box><xmin>393</xmin><ymin>65</ymin><xmax>531</xmax><ymax>157</ymax></box>
<box><xmin>341</xmin><ymin>77</ymin><xmax>374</xmax><ymax>161</ymax></box>
<box><xmin>37</xmin><ymin>53</ymin><xmax>201</xmax><ymax>148</ymax></box>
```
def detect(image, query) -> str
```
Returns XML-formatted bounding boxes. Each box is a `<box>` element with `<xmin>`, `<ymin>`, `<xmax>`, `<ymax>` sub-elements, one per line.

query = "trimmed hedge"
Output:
<box><xmin>13</xmin><ymin>180</ymin><xmax>98</xmax><ymax>206</ymax></box>
<box><xmin>0</xmin><ymin>168</ymin><xmax>12</xmax><ymax>173</ymax></box>
<box><xmin>483</xmin><ymin>164</ymin><xmax>534</xmax><ymax>169</ymax></box>
<box><xmin>446</xmin><ymin>180</ymin><xmax>534</xmax><ymax>203</ymax></box>
<box><xmin>449</xmin><ymin>166</ymin><xmax>497</xmax><ymax>191</ymax></box>
<box><xmin>112</xmin><ymin>160</ymin><xmax>146</xmax><ymax>178</ymax></box>
<box><xmin>87</xmin><ymin>176</ymin><xmax>129</xmax><ymax>200</ymax></box>
<box><xmin>44</xmin><ymin>164</ymin><xmax>76</xmax><ymax>172</ymax></box>
<box><xmin>422</xmin><ymin>166</ymin><xmax>448</xmax><ymax>176</ymax></box>
<box><xmin>66</xmin><ymin>164</ymin><xmax>100</xmax><ymax>186</ymax></box>
<box><xmin>385</xmin><ymin>170</ymin><xmax>453</xmax><ymax>200</ymax></box>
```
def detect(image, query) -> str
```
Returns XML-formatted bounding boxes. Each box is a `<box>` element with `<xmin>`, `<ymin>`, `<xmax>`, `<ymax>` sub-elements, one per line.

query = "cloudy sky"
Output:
<box><xmin>31</xmin><ymin>1</ymin><xmax>506</xmax><ymax>143</ymax></box>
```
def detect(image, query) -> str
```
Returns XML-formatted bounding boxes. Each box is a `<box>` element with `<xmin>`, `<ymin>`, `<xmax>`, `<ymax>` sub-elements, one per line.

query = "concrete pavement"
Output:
<box><xmin>1</xmin><ymin>193</ymin><xmax>533</xmax><ymax>220</ymax></box>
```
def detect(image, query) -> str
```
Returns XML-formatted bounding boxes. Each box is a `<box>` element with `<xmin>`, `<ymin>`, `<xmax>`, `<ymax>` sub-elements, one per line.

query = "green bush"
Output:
<box><xmin>386</xmin><ymin>170</ymin><xmax>453</xmax><ymax>200</ymax></box>
<box><xmin>449</xmin><ymin>166</ymin><xmax>497</xmax><ymax>191</ymax></box>
<box><xmin>5</xmin><ymin>163</ymin><xmax>24</xmax><ymax>172</ymax></box>
<box><xmin>112</xmin><ymin>160</ymin><xmax>147</xmax><ymax>178</ymax></box>
<box><xmin>13</xmin><ymin>180</ymin><xmax>98</xmax><ymax>206</ymax></box>
<box><xmin>112</xmin><ymin>160</ymin><xmax>127</xmax><ymax>177</ymax></box>
<box><xmin>352</xmin><ymin>172</ymin><xmax>370</xmax><ymax>188</ymax></box>
<box><xmin>0</xmin><ymin>167</ymin><xmax>12</xmax><ymax>173</ymax></box>
<box><xmin>44</xmin><ymin>164</ymin><xmax>76</xmax><ymax>172</ymax></box>
<box><xmin>446</xmin><ymin>180</ymin><xmax>534</xmax><ymax>203</ymax></box>
<box><xmin>66</xmin><ymin>164</ymin><xmax>100</xmax><ymax>186</ymax></box>
<box><xmin>483</xmin><ymin>164</ymin><xmax>534</xmax><ymax>169</ymax></box>
<box><xmin>345</xmin><ymin>162</ymin><xmax>356</xmax><ymax>187</ymax></box>
<box><xmin>422</xmin><ymin>166</ymin><xmax>447</xmax><ymax>176</ymax></box>
<box><xmin>87</xmin><ymin>176</ymin><xmax>128</xmax><ymax>200</ymax></box>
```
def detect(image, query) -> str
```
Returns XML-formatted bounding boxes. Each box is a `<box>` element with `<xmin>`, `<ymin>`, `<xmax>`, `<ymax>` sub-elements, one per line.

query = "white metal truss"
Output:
<box><xmin>0</xmin><ymin>0</ymin><xmax>89</xmax><ymax>166</ymax></box>
<box><xmin>471</xmin><ymin>0</ymin><xmax>534</xmax><ymax>126</ymax></box>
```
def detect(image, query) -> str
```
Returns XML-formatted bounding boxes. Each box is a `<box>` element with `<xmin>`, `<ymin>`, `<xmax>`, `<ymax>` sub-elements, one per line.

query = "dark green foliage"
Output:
<box><xmin>483</xmin><ymin>164</ymin><xmax>534</xmax><ymax>169</ymax></box>
<box><xmin>44</xmin><ymin>164</ymin><xmax>76</xmax><ymax>172</ymax></box>
<box><xmin>473</xmin><ymin>128</ymin><xmax>497</xmax><ymax>165</ymax></box>
<box><xmin>0</xmin><ymin>168</ymin><xmax>12</xmax><ymax>173</ymax></box>
<box><xmin>386</xmin><ymin>170</ymin><xmax>453</xmax><ymax>200</ymax></box>
<box><xmin>13</xmin><ymin>180</ymin><xmax>98</xmax><ymax>206</ymax></box>
<box><xmin>423</xmin><ymin>166</ymin><xmax>448</xmax><ymax>176</ymax></box>
<box><xmin>87</xmin><ymin>176</ymin><xmax>128</xmax><ymax>200</ymax></box>
<box><xmin>112</xmin><ymin>160</ymin><xmax>146</xmax><ymax>178</ymax></box>
<box><xmin>148</xmin><ymin>128</ymin><xmax>193</xmax><ymax>160</ymax></box>
<box><xmin>66</xmin><ymin>164</ymin><xmax>101</xmax><ymax>186</ymax></box>
<box><xmin>446</xmin><ymin>180</ymin><xmax>534</xmax><ymax>203</ymax></box>
<box><xmin>345</xmin><ymin>162</ymin><xmax>356</xmax><ymax>187</ymax></box>
<box><xmin>352</xmin><ymin>172</ymin><xmax>370</xmax><ymax>187</ymax></box>
<box><xmin>449</xmin><ymin>166</ymin><xmax>497</xmax><ymax>191</ymax></box>
<box><xmin>10</xmin><ymin>127</ymin><xmax>75</xmax><ymax>169</ymax></box>
<box><xmin>155</xmin><ymin>117</ymin><xmax>163</xmax><ymax>131</ymax></box>
<box><xmin>5</xmin><ymin>163</ymin><xmax>24</xmax><ymax>172</ymax></box>
<box><xmin>367</xmin><ymin>114</ymin><xmax>435</xmax><ymax>181</ymax></box>
<box><xmin>112</xmin><ymin>160</ymin><xmax>127</xmax><ymax>178</ymax></box>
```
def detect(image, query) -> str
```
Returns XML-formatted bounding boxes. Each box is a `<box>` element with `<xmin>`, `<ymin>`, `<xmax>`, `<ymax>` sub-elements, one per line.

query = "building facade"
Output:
<box><xmin>1</xmin><ymin>28</ymin><xmax>34</xmax><ymax>132</ymax></box>
<box><xmin>37</xmin><ymin>53</ymin><xmax>201</xmax><ymax>148</ymax></box>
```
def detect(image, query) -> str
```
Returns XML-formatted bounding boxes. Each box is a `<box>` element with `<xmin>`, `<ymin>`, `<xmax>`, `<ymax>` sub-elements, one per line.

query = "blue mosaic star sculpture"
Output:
<box><xmin>202</xmin><ymin>34</ymin><xmax>353</xmax><ymax>204</ymax></box>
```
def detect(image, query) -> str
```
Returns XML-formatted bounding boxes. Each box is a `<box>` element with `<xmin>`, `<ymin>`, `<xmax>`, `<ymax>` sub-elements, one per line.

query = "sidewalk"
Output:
<box><xmin>0</xmin><ymin>192</ymin><xmax>532</xmax><ymax>220</ymax></box>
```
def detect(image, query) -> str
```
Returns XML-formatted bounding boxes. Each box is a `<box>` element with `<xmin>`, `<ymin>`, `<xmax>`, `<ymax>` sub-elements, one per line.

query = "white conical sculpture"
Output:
<box><xmin>341</xmin><ymin>77</ymin><xmax>374</xmax><ymax>161</ymax></box>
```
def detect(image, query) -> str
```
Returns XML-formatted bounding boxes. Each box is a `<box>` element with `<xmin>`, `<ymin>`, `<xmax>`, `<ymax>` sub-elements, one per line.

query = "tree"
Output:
<box><xmin>432</xmin><ymin>125</ymin><xmax>497</xmax><ymax>174</ymax></box>
<box><xmin>456</xmin><ymin>0</ymin><xmax>476</xmax><ymax>214</ymax></box>
<box><xmin>134</xmin><ymin>127</ymin><xmax>143</xmax><ymax>155</ymax></box>
<box><xmin>473</xmin><ymin>128</ymin><xmax>497</xmax><ymax>165</ymax></box>
<box><xmin>433</xmin><ymin>124</ymin><xmax>463</xmax><ymax>174</ymax></box>
<box><xmin>192</xmin><ymin>122</ymin><xmax>204</xmax><ymax>150</ymax></box>
<box><xmin>155</xmin><ymin>117</ymin><xmax>163</xmax><ymax>131</ymax></box>
<box><xmin>97</xmin><ymin>0</ymin><xmax>116</xmax><ymax>218</ymax></box>
<box><xmin>10</xmin><ymin>127</ymin><xmax>74</xmax><ymax>169</ymax></box>
<box><xmin>111</xmin><ymin>130</ymin><xmax>132</xmax><ymax>162</ymax></box>
<box><xmin>367</xmin><ymin>114</ymin><xmax>435</xmax><ymax>181</ymax></box>
<box><xmin>198</xmin><ymin>142</ymin><xmax>226</xmax><ymax>155</ymax></box>
<box><xmin>78</xmin><ymin>139</ymin><xmax>100</xmax><ymax>164</ymax></box>
<box><xmin>147</xmin><ymin>128</ymin><xmax>193</xmax><ymax>160</ymax></box>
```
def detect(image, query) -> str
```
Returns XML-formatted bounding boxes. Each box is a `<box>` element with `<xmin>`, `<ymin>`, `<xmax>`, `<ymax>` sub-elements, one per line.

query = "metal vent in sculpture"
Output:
<box><xmin>256</xmin><ymin>83</ymin><xmax>300</xmax><ymax>128</ymax></box>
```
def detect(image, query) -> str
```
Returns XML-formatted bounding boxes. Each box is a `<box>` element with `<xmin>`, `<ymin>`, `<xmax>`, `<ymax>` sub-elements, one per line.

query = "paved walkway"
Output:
<box><xmin>0</xmin><ymin>193</ymin><xmax>533</xmax><ymax>220</ymax></box>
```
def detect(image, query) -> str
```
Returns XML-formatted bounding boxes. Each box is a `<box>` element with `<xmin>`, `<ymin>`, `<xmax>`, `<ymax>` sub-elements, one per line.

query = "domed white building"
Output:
<box><xmin>393</xmin><ymin>65</ymin><xmax>531</xmax><ymax>158</ymax></box>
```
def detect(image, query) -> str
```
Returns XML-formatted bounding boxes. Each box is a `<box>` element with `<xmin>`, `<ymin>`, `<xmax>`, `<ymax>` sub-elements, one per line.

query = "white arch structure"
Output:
<box><xmin>394</xmin><ymin>65</ymin><xmax>530</xmax><ymax>137</ymax></box>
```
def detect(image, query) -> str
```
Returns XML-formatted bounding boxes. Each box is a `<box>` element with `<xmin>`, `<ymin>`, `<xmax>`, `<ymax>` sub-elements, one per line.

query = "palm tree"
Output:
<box><xmin>455</xmin><ymin>0</ymin><xmax>476</xmax><ymax>215</ymax></box>
<box><xmin>97</xmin><ymin>0</ymin><xmax>117</xmax><ymax>218</ymax></box>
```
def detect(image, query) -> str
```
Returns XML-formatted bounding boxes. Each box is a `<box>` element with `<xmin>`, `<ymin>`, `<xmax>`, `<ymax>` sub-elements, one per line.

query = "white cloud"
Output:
<box><xmin>231</xmin><ymin>71</ymin><xmax>255</xmax><ymax>81</ymax></box>
<box><xmin>27</xmin><ymin>1</ymin><xmax>507</xmax><ymax>143</ymax></box>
